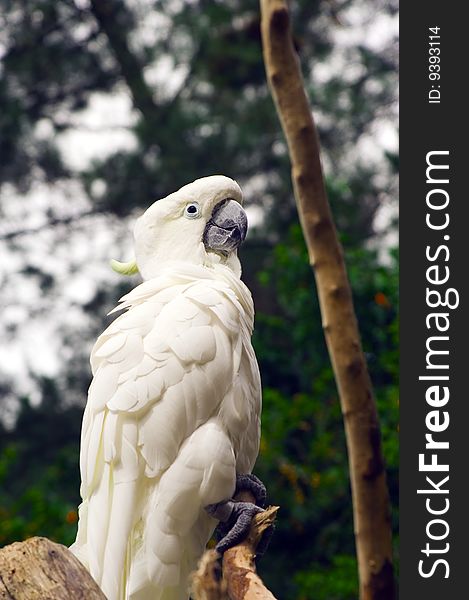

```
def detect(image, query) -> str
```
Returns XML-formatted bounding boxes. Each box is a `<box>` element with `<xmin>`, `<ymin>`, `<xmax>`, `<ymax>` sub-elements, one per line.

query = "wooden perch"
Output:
<box><xmin>192</xmin><ymin>495</ymin><xmax>279</xmax><ymax>600</ymax></box>
<box><xmin>0</xmin><ymin>536</ymin><xmax>105</xmax><ymax>599</ymax></box>
<box><xmin>222</xmin><ymin>506</ymin><xmax>278</xmax><ymax>600</ymax></box>
<box><xmin>191</xmin><ymin>549</ymin><xmax>229</xmax><ymax>600</ymax></box>
<box><xmin>259</xmin><ymin>1</ymin><xmax>395</xmax><ymax>599</ymax></box>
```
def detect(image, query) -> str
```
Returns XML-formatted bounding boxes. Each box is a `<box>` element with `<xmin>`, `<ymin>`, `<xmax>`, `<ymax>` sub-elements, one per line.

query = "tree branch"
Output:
<box><xmin>191</xmin><ymin>549</ymin><xmax>229</xmax><ymax>600</ymax></box>
<box><xmin>259</xmin><ymin>1</ymin><xmax>395</xmax><ymax>598</ymax></box>
<box><xmin>222</xmin><ymin>506</ymin><xmax>278</xmax><ymax>600</ymax></box>
<box><xmin>0</xmin><ymin>537</ymin><xmax>105</xmax><ymax>599</ymax></box>
<box><xmin>192</xmin><ymin>504</ymin><xmax>279</xmax><ymax>600</ymax></box>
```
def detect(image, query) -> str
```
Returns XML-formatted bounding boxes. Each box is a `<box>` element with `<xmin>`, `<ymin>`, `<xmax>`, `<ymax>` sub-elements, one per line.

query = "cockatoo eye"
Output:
<box><xmin>184</xmin><ymin>202</ymin><xmax>201</xmax><ymax>219</ymax></box>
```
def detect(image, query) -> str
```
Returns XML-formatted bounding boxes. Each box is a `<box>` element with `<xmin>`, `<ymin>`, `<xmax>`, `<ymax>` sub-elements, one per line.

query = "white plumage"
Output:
<box><xmin>70</xmin><ymin>176</ymin><xmax>261</xmax><ymax>600</ymax></box>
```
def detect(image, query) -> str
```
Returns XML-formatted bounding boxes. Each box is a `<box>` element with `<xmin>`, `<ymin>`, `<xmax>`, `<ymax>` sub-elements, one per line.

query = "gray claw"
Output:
<box><xmin>205</xmin><ymin>473</ymin><xmax>272</xmax><ymax>556</ymax></box>
<box><xmin>214</xmin><ymin>501</ymin><xmax>264</xmax><ymax>554</ymax></box>
<box><xmin>235</xmin><ymin>473</ymin><xmax>267</xmax><ymax>507</ymax></box>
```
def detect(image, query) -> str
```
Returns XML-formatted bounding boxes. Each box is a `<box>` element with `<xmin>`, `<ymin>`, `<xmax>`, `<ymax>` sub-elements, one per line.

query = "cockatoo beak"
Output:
<box><xmin>203</xmin><ymin>199</ymin><xmax>248</xmax><ymax>255</ymax></box>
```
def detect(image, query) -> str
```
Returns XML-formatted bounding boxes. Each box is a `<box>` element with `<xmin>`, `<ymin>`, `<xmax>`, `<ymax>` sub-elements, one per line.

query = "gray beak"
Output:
<box><xmin>203</xmin><ymin>199</ymin><xmax>248</xmax><ymax>255</ymax></box>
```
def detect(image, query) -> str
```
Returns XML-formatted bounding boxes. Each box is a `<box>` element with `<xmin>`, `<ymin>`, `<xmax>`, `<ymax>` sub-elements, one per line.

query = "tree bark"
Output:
<box><xmin>192</xmin><ymin>502</ymin><xmax>279</xmax><ymax>600</ymax></box>
<box><xmin>222</xmin><ymin>506</ymin><xmax>278</xmax><ymax>600</ymax></box>
<box><xmin>259</xmin><ymin>2</ymin><xmax>395</xmax><ymax>598</ymax></box>
<box><xmin>191</xmin><ymin>549</ymin><xmax>229</xmax><ymax>600</ymax></box>
<box><xmin>0</xmin><ymin>537</ymin><xmax>105</xmax><ymax>599</ymax></box>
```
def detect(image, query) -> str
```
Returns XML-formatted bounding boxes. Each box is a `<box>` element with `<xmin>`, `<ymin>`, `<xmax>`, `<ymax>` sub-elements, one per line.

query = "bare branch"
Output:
<box><xmin>191</xmin><ymin>550</ymin><xmax>229</xmax><ymax>600</ymax></box>
<box><xmin>0</xmin><ymin>537</ymin><xmax>105</xmax><ymax>599</ymax></box>
<box><xmin>222</xmin><ymin>506</ymin><xmax>279</xmax><ymax>600</ymax></box>
<box><xmin>192</xmin><ymin>493</ymin><xmax>279</xmax><ymax>600</ymax></box>
<box><xmin>259</xmin><ymin>1</ymin><xmax>395</xmax><ymax>598</ymax></box>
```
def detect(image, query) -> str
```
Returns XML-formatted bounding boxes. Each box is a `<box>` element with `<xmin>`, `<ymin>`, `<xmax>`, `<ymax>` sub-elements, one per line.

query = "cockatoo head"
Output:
<box><xmin>112</xmin><ymin>176</ymin><xmax>248</xmax><ymax>280</ymax></box>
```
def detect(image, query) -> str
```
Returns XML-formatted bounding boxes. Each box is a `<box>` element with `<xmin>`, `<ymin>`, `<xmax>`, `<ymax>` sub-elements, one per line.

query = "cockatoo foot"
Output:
<box><xmin>206</xmin><ymin>500</ymin><xmax>264</xmax><ymax>554</ymax></box>
<box><xmin>234</xmin><ymin>473</ymin><xmax>267</xmax><ymax>507</ymax></box>
<box><xmin>205</xmin><ymin>473</ymin><xmax>272</xmax><ymax>555</ymax></box>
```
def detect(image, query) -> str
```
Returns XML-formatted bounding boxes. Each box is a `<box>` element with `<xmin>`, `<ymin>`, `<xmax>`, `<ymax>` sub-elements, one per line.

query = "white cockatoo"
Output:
<box><xmin>70</xmin><ymin>176</ymin><xmax>265</xmax><ymax>600</ymax></box>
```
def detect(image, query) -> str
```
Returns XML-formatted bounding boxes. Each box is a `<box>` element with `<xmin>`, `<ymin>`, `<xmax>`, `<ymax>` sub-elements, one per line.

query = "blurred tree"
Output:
<box><xmin>0</xmin><ymin>0</ymin><xmax>398</xmax><ymax>598</ymax></box>
<box><xmin>0</xmin><ymin>0</ymin><xmax>397</xmax><ymax>231</ymax></box>
<box><xmin>0</xmin><ymin>379</ymin><xmax>81</xmax><ymax>547</ymax></box>
<box><xmin>253</xmin><ymin>227</ymin><xmax>398</xmax><ymax>597</ymax></box>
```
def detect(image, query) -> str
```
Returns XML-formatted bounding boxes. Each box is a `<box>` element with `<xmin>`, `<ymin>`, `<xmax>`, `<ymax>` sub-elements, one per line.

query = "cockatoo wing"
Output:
<box><xmin>71</xmin><ymin>267</ymin><xmax>260</xmax><ymax>600</ymax></box>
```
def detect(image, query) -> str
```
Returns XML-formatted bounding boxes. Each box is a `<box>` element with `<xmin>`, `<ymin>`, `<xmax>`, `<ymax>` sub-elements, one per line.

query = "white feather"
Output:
<box><xmin>70</xmin><ymin>176</ymin><xmax>261</xmax><ymax>600</ymax></box>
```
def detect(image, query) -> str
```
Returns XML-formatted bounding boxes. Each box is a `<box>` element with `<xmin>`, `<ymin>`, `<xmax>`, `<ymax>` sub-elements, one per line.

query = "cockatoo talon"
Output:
<box><xmin>235</xmin><ymin>473</ymin><xmax>267</xmax><ymax>508</ymax></box>
<box><xmin>214</xmin><ymin>501</ymin><xmax>264</xmax><ymax>554</ymax></box>
<box><xmin>205</xmin><ymin>500</ymin><xmax>236</xmax><ymax>522</ymax></box>
<box><xmin>209</xmin><ymin>474</ymin><xmax>270</xmax><ymax>554</ymax></box>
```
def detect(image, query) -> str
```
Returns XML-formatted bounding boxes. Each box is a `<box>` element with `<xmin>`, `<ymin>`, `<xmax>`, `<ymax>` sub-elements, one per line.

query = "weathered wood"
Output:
<box><xmin>191</xmin><ymin>549</ymin><xmax>229</xmax><ymax>600</ymax></box>
<box><xmin>192</xmin><ymin>495</ymin><xmax>279</xmax><ymax>600</ymax></box>
<box><xmin>259</xmin><ymin>1</ymin><xmax>395</xmax><ymax>598</ymax></box>
<box><xmin>222</xmin><ymin>506</ymin><xmax>278</xmax><ymax>600</ymax></box>
<box><xmin>0</xmin><ymin>537</ymin><xmax>105</xmax><ymax>600</ymax></box>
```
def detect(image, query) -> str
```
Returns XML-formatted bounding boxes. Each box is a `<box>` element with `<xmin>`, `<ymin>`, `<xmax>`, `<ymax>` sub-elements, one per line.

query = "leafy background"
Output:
<box><xmin>0</xmin><ymin>1</ymin><xmax>398</xmax><ymax>598</ymax></box>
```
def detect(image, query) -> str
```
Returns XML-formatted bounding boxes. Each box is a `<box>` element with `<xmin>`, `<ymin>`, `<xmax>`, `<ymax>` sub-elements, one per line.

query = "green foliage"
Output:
<box><xmin>295</xmin><ymin>554</ymin><xmax>359</xmax><ymax>600</ymax></box>
<box><xmin>0</xmin><ymin>0</ymin><xmax>397</xmax><ymax>597</ymax></box>
<box><xmin>253</xmin><ymin>225</ymin><xmax>398</xmax><ymax>596</ymax></box>
<box><xmin>0</xmin><ymin>231</ymin><xmax>398</xmax><ymax>597</ymax></box>
<box><xmin>0</xmin><ymin>383</ymin><xmax>81</xmax><ymax>547</ymax></box>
